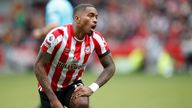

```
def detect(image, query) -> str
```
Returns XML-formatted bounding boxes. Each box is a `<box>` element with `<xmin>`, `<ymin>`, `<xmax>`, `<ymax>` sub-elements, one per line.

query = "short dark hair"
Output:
<box><xmin>73</xmin><ymin>4</ymin><xmax>95</xmax><ymax>18</ymax></box>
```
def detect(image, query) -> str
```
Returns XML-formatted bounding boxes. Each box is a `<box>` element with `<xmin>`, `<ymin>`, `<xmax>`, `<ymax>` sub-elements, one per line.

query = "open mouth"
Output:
<box><xmin>91</xmin><ymin>25</ymin><xmax>96</xmax><ymax>30</ymax></box>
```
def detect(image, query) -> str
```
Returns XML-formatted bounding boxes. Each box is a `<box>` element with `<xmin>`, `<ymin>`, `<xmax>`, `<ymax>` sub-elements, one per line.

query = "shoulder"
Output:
<box><xmin>91</xmin><ymin>31</ymin><xmax>109</xmax><ymax>48</ymax></box>
<box><xmin>48</xmin><ymin>26</ymin><xmax>65</xmax><ymax>38</ymax></box>
<box><xmin>47</xmin><ymin>24</ymin><xmax>73</xmax><ymax>40</ymax></box>
<box><xmin>92</xmin><ymin>31</ymin><xmax>106</xmax><ymax>42</ymax></box>
<box><xmin>92</xmin><ymin>31</ymin><xmax>104</xmax><ymax>39</ymax></box>
<box><xmin>45</xmin><ymin>26</ymin><xmax>64</xmax><ymax>43</ymax></box>
<box><xmin>43</xmin><ymin>27</ymin><xmax>65</xmax><ymax>49</ymax></box>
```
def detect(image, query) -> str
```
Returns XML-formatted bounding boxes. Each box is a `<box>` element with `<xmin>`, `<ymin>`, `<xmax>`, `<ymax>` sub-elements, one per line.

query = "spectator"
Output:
<box><xmin>33</xmin><ymin>0</ymin><xmax>73</xmax><ymax>39</ymax></box>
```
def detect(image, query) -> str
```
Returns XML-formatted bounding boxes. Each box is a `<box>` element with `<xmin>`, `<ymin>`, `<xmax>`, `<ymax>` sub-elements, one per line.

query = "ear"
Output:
<box><xmin>74</xmin><ymin>16</ymin><xmax>81</xmax><ymax>24</ymax></box>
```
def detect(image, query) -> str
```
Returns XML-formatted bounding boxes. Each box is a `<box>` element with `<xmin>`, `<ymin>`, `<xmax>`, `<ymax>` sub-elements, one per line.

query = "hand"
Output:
<box><xmin>50</xmin><ymin>99</ymin><xmax>64</xmax><ymax>108</ymax></box>
<box><xmin>32</xmin><ymin>29</ymin><xmax>43</xmax><ymax>39</ymax></box>
<box><xmin>71</xmin><ymin>86</ymin><xmax>93</xmax><ymax>100</ymax></box>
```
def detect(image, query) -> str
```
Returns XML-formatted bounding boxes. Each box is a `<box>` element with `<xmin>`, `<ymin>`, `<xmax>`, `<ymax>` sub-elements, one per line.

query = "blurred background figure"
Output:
<box><xmin>32</xmin><ymin>0</ymin><xmax>73</xmax><ymax>39</ymax></box>
<box><xmin>0</xmin><ymin>0</ymin><xmax>192</xmax><ymax>76</ymax></box>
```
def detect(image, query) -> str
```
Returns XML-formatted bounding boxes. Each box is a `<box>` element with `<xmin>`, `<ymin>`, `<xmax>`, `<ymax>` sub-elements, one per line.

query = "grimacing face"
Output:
<box><xmin>77</xmin><ymin>7</ymin><xmax>98</xmax><ymax>34</ymax></box>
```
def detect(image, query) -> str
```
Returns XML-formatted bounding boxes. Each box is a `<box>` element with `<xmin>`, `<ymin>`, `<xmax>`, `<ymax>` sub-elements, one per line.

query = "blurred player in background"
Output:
<box><xmin>34</xmin><ymin>4</ymin><xmax>115</xmax><ymax>108</ymax></box>
<box><xmin>33</xmin><ymin>0</ymin><xmax>73</xmax><ymax>39</ymax></box>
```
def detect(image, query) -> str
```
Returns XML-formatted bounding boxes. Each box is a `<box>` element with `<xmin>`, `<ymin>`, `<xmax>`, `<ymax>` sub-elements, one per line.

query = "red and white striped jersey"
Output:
<box><xmin>39</xmin><ymin>24</ymin><xmax>110</xmax><ymax>91</ymax></box>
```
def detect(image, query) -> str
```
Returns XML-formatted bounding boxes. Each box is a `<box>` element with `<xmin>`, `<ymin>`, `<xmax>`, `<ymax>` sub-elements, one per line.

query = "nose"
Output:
<box><xmin>93</xmin><ymin>17</ymin><xmax>97</xmax><ymax>24</ymax></box>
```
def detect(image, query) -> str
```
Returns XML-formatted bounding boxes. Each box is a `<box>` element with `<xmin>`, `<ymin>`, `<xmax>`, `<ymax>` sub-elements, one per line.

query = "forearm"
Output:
<box><xmin>34</xmin><ymin>64</ymin><xmax>58</xmax><ymax>101</ymax></box>
<box><xmin>94</xmin><ymin>53</ymin><xmax>116</xmax><ymax>88</ymax></box>
<box><xmin>95</xmin><ymin>66</ymin><xmax>115</xmax><ymax>87</ymax></box>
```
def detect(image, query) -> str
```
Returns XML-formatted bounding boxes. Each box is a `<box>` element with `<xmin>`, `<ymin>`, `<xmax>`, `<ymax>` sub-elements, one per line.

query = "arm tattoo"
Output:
<box><xmin>95</xmin><ymin>54</ymin><xmax>115</xmax><ymax>87</ymax></box>
<box><xmin>34</xmin><ymin>50</ymin><xmax>57</xmax><ymax>101</ymax></box>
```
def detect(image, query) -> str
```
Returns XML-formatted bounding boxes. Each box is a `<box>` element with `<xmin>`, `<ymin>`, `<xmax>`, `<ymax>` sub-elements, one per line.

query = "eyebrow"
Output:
<box><xmin>88</xmin><ymin>12</ymin><xmax>98</xmax><ymax>16</ymax></box>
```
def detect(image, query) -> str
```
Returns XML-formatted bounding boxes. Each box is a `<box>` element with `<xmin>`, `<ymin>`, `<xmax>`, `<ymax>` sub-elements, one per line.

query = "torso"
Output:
<box><xmin>40</xmin><ymin>24</ymin><xmax>109</xmax><ymax>91</ymax></box>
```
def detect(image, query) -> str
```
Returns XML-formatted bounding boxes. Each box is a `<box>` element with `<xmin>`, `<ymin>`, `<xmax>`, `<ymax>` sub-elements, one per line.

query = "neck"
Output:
<box><xmin>73</xmin><ymin>23</ymin><xmax>86</xmax><ymax>40</ymax></box>
<box><xmin>75</xmin><ymin>32</ymin><xmax>86</xmax><ymax>40</ymax></box>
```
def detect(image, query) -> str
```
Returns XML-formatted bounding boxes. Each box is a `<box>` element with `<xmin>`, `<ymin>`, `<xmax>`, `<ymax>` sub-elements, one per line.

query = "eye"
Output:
<box><xmin>87</xmin><ymin>13</ymin><xmax>98</xmax><ymax>19</ymax></box>
<box><xmin>87</xmin><ymin>13</ymin><xmax>94</xmax><ymax>18</ymax></box>
<box><xmin>95</xmin><ymin>15</ymin><xmax>98</xmax><ymax>19</ymax></box>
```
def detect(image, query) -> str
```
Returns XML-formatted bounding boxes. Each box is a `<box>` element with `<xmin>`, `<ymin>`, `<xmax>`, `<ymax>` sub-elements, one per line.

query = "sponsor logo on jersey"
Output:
<box><xmin>71</xmin><ymin>57</ymin><xmax>78</xmax><ymax>63</ymax></box>
<box><xmin>58</xmin><ymin>61</ymin><xmax>85</xmax><ymax>70</ymax></box>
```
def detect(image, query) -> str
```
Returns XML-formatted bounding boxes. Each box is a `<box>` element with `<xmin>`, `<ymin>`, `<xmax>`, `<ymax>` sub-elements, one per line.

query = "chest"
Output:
<box><xmin>58</xmin><ymin>37</ymin><xmax>94</xmax><ymax>64</ymax></box>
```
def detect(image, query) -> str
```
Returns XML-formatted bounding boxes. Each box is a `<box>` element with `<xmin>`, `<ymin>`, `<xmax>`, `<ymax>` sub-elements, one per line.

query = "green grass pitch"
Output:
<box><xmin>0</xmin><ymin>71</ymin><xmax>192</xmax><ymax>108</ymax></box>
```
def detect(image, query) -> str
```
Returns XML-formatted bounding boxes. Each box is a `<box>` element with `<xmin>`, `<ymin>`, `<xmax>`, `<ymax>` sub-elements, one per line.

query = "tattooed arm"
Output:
<box><xmin>34</xmin><ymin>49</ymin><xmax>63</xmax><ymax>108</ymax></box>
<box><xmin>95</xmin><ymin>53</ymin><xmax>116</xmax><ymax>87</ymax></box>
<box><xmin>71</xmin><ymin>53</ymin><xmax>115</xmax><ymax>98</ymax></box>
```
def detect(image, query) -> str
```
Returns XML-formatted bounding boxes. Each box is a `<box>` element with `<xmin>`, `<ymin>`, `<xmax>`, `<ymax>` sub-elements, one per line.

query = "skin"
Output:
<box><xmin>33</xmin><ymin>23</ymin><xmax>58</xmax><ymax>39</ymax></box>
<box><xmin>70</xmin><ymin>6</ymin><xmax>115</xmax><ymax>108</ymax></box>
<box><xmin>34</xmin><ymin>6</ymin><xmax>115</xmax><ymax>108</ymax></box>
<box><xmin>70</xmin><ymin>54</ymin><xmax>115</xmax><ymax>108</ymax></box>
<box><xmin>34</xmin><ymin>50</ymin><xmax>63</xmax><ymax>108</ymax></box>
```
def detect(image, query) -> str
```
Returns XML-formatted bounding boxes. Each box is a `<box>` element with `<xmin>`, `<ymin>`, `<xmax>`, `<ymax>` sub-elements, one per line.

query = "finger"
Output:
<box><xmin>74</xmin><ymin>92</ymin><xmax>83</xmax><ymax>98</ymax></box>
<box><xmin>75</xmin><ymin>91</ymin><xmax>88</xmax><ymax>97</ymax></box>
<box><xmin>74</xmin><ymin>86</ymin><xmax>82</xmax><ymax>92</ymax></box>
<box><xmin>71</xmin><ymin>91</ymin><xmax>78</xmax><ymax>100</ymax></box>
<box><xmin>72</xmin><ymin>91</ymin><xmax>82</xmax><ymax>99</ymax></box>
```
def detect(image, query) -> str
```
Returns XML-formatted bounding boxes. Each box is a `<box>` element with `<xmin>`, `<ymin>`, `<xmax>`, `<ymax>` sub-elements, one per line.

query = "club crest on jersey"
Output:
<box><xmin>103</xmin><ymin>40</ymin><xmax>107</xmax><ymax>47</ymax></box>
<box><xmin>85</xmin><ymin>46</ymin><xmax>91</xmax><ymax>54</ymax></box>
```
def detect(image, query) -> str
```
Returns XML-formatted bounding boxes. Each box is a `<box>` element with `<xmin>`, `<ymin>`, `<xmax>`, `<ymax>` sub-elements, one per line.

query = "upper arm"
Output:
<box><xmin>92</xmin><ymin>32</ymin><xmax>114</xmax><ymax>69</ymax></box>
<box><xmin>99</xmin><ymin>53</ymin><xmax>115</xmax><ymax>70</ymax></box>
<box><xmin>35</xmin><ymin>49</ymin><xmax>52</xmax><ymax>67</ymax></box>
<box><xmin>93</xmin><ymin>32</ymin><xmax>109</xmax><ymax>57</ymax></box>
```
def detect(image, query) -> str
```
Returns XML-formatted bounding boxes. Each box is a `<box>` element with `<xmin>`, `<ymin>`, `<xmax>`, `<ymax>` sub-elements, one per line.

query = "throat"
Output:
<box><xmin>74</xmin><ymin>36</ymin><xmax>85</xmax><ymax>42</ymax></box>
<box><xmin>74</xmin><ymin>28</ymin><xmax>86</xmax><ymax>41</ymax></box>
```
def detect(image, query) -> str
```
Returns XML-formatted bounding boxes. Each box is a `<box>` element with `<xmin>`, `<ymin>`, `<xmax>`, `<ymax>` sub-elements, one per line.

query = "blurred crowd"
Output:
<box><xmin>0</xmin><ymin>0</ymin><xmax>192</xmax><ymax>75</ymax></box>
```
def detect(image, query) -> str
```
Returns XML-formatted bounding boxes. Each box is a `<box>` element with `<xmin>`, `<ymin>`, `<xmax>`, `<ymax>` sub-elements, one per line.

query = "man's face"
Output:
<box><xmin>76</xmin><ymin>7</ymin><xmax>98</xmax><ymax>34</ymax></box>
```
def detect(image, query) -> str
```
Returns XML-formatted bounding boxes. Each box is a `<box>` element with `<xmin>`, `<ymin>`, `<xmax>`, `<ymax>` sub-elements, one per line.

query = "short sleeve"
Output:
<box><xmin>41</xmin><ymin>28</ymin><xmax>63</xmax><ymax>54</ymax></box>
<box><xmin>93</xmin><ymin>32</ymin><xmax>110</xmax><ymax>58</ymax></box>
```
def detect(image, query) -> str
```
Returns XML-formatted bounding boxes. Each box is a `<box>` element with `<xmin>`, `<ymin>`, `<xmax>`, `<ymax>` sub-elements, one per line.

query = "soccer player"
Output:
<box><xmin>33</xmin><ymin>0</ymin><xmax>73</xmax><ymax>39</ymax></box>
<box><xmin>34</xmin><ymin>4</ymin><xmax>115</xmax><ymax>108</ymax></box>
